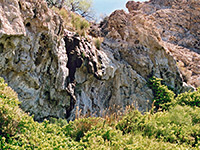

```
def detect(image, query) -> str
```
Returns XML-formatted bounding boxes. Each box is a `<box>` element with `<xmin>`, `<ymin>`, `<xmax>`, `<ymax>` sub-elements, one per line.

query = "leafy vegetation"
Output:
<box><xmin>116</xmin><ymin>106</ymin><xmax>200</xmax><ymax>147</ymax></box>
<box><xmin>148</xmin><ymin>76</ymin><xmax>175</xmax><ymax>111</ymax></box>
<box><xmin>176</xmin><ymin>88</ymin><xmax>200</xmax><ymax>107</ymax></box>
<box><xmin>0</xmin><ymin>77</ymin><xmax>200</xmax><ymax>149</ymax></box>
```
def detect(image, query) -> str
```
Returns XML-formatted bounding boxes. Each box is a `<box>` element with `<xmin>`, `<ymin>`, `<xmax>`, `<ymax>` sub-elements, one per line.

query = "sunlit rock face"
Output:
<box><xmin>125</xmin><ymin>0</ymin><xmax>200</xmax><ymax>88</ymax></box>
<box><xmin>0</xmin><ymin>0</ymin><xmax>198</xmax><ymax>121</ymax></box>
<box><xmin>0</xmin><ymin>0</ymin><xmax>69</xmax><ymax>121</ymax></box>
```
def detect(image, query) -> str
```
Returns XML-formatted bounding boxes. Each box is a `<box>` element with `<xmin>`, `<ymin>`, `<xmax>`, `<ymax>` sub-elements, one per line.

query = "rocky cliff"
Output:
<box><xmin>0</xmin><ymin>0</ymin><xmax>199</xmax><ymax>121</ymax></box>
<box><xmin>126</xmin><ymin>0</ymin><xmax>200</xmax><ymax>87</ymax></box>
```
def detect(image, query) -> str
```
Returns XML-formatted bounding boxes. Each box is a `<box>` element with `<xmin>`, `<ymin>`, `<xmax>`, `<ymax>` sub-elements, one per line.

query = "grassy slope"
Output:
<box><xmin>0</xmin><ymin>77</ymin><xmax>200</xmax><ymax>149</ymax></box>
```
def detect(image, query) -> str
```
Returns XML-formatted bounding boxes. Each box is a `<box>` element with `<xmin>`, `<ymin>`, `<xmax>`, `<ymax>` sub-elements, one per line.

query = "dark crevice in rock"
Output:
<box><xmin>63</xmin><ymin>31</ymin><xmax>102</xmax><ymax>119</ymax></box>
<box><xmin>33</xmin><ymin>8</ymin><xmax>37</xmax><ymax>18</ymax></box>
<box><xmin>64</xmin><ymin>35</ymin><xmax>84</xmax><ymax>119</ymax></box>
<box><xmin>56</xmin><ymin>16</ymin><xmax>63</xmax><ymax>36</ymax></box>
<box><xmin>25</xmin><ymin>22</ymin><xmax>31</xmax><ymax>27</ymax></box>
<box><xmin>0</xmin><ymin>43</ymin><xmax>4</xmax><ymax>53</ymax></box>
<box><xmin>5</xmin><ymin>59</ymin><xmax>9</xmax><ymax>64</ymax></box>
<box><xmin>44</xmin><ymin>90</ymin><xmax>50</xmax><ymax>99</ymax></box>
<box><xmin>66</xmin><ymin>94</ymin><xmax>76</xmax><ymax>119</ymax></box>
<box><xmin>65</xmin><ymin>83</ymin><xmax>77</xmax><ymax>119</ymax></box>
<box><xmin>47</xmin><ymin>54</ymin><xmax>53</xmax><ymax>75</ymax></box>
<box><xmin>35</xmin><ymin>47</ymin><xmax>45</xmax><ymax>66</ymax></box>
<box><xmin>35</xmin><ymin>33</ymin><xmax>50</xmax><ymax>66</ymax></box>
<box><xmin>18</xmin><ymin>1</ymin><xmax>22</xmax><ymax>10</ymax></box>
<box><xmin>64</xmin><ymin>36</ymin><xmax>82</xmax><ymax>83</ymax></box>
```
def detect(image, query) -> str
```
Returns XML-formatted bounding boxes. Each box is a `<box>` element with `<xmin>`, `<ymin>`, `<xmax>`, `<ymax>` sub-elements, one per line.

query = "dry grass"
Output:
<box><xmin>74</xmin><ymin>103</ymin><xmax>137</xmax><ymax>126</ymax></box>
<box><xmin>51</xmin><ymin>7</ymin><xmax>90</xmax><ymax>37</ymax></box>
<box><xmin>93</xmin><ymin>37</ymin><xmax>104</xmax><ymax>49</ymax></box>
<box><xmin>51</xmin><ymin>7</ymin><xmax>71</xmax><ymax>28</ymax></box>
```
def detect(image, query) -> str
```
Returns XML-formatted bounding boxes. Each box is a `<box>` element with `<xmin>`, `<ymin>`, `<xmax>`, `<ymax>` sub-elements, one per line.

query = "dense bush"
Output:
<box><xmin>0</xmin><ymin>78</ymin><xmax>81</xmax><ymax>149</ymax></box>
<box><xmin>176</xmin><ymin>88</ymin><xmax>200</xmax><ymax>107</ymax></box>
<box><xmin>1</xmin><ymin>77</ymin><xmax>200</xmax><ymax>149</ymax></box>
<box><xmin>149</xmin><ymin>76</ymin><xmax>200</xmax><ymax>109</ymax></box>
<box><xmin>0</xmin><ymin>78</ymin><xmax>21</xmax><ymax>138</ymax></box>
<box><xmin>116</xmin><ymin>105</ymin><xmax>200</xmax><ymax>148</ymax></box>
<box><xmin>148</xmin><ymin>76</ymin><xmax>175</xmax><ymax>111</ymax></box>
<box><xmin>62</xmin><ymin>117</ymin><xmax>103</xmax><ymax>141</ymax></box>
<box><xmin>80</xmin><ymin>124</ymin><xmax>185</xmax><ymax>149</ymax></box>
<box><xmin>117</xmin><ymin>77</ymin><xmax>200</xmax><ymax>148</ymax></box>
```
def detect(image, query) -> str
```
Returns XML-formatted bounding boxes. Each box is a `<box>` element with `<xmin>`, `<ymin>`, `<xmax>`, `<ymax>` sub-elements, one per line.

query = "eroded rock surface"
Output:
<box><xmin>0</xmin><ymin>0</ymin><xmax>68</xmax><ymax>121</ymax></box>
<box><xmin>0</xmin><ymin>0</ymin><xmax>198</xmax><ymax>121</ymax></box>
<box><xmin>125</xmin><ymin>0</ymin><xmax>200</xmax><ymax>88</ymax></box>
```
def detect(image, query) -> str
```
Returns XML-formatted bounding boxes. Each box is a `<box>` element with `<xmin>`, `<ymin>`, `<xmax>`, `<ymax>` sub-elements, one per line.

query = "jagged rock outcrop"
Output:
<box><xmin>0</xmin><ymin>0</ymin><xmax>198</xmax><ymax>121</ymax></box>
<box><xmin>125</xmin><ymin>0</ymin><xmax>200</xmax><ymax>88</ymax></box>
<box><xmin>103</xmin><ymin>9</ymin><xmax>184</xmax><ymax>92</ymax></box>
<box><xmin>0</xmin><ymin>0</ymin><xmax>68</xmax><ymax>121</ymax></box>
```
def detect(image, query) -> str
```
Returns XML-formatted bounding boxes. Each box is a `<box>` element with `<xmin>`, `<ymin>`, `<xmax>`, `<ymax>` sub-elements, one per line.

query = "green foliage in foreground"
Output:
<box><xmin>116</xmin><ymin>106</ymin><xmax>200</xmax><ymax>147</ymax></box>
<box><xmin>148</xmin><ymin>77</ymin><xmax>175</xmax><ymax>111</ymax></box>
<box><xmin>0</xmin><ymin>77</ymin><xmax>200</xmax><ymax>149</ymax></box>
<box><xmin>176</xmin><ymin>88</ymin><xmax>200</xmax><ymax>107</ymax></box>
<box><xmin>148</xmin><ymin>76</ymin><xmax>200</xmax><ymax>110</ymax></box>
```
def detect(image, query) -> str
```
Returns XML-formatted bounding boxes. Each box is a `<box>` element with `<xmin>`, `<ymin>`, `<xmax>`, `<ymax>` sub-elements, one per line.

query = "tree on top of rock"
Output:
<box><xmin>47</xmin><ymin>0</ymin><xmax>94</xmax><ymax>20</ymax></box>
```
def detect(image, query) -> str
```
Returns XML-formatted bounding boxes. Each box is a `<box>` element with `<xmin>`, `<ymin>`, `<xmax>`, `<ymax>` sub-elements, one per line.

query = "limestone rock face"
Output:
<box><xmin>0</xmin><ymin>0</ymin><xmax>68</xmax><ymax>121</ymax></box>
<box><xmin>104</xmin><ymin>9</ymin><xmax>183</xmax><ymax>93</ymax></box>
<box><xmin>64</xmin><ymin>30</ymin><xmax>153</xmax><ymax>119</ymax></box>
<box><xmin>0</xmin><ymin>0</ymin><xmax>198</xmax><ymax>121</ymax></box>
<box><xmin>125</xmin><ymin>0</ymin><xmax>200</xmax><ymax>88</ymax></box>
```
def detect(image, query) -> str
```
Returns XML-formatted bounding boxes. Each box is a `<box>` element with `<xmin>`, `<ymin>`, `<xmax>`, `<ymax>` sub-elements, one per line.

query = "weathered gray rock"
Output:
<box><xmin>0</xmin><ymin>0</ymin><xmax>69</xmax><ymax>121</ymax></box>
<box><xmin>104</xmin><ymin>9</ymin><xmax>183</xmax><ymax>93</ymax></box>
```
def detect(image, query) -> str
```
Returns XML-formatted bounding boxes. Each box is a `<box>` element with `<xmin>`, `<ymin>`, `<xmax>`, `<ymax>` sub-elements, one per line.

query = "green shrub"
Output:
<box><xmin>0</xmin><ymin>78</ymin><xmax>22</xmax><ymax>138</ymax></box>
<box><xmin>51</xmin><ymin>7</ymin><xmax>70</xmax><ymax>28</ymax></box>
<box><xmin>116</xmin><ymin>105</ymin><xmax>200</xmax><ymax>148</ymax></box>
<box><xmin>175</xmin><ymin>88</ymin><xmax>200</xmax><ymax>107</ymax></box>
<box><xmin>148</xmin><ymin>76</ymin><xmax>175</xmax><ymax>111</ymax></box>
<box><xmin>94</xmin><ymin>38</ymin><xmax>101</xmax><ymax>50</ymax></box>
<box><xmin>62</xmin><ymin>117</ymin><xmax>103</xmax><ymax>141</ymax></box>
<box><xmin>80</xmin><ymin>124</ymin><xmax>186</xmax><ymax>150</ymax></box>
<box><xmin>52</xmin><ymin>7</ymin><xmax>90</xmax><ymax>37</ymax></box>
<box><xmin>116</xmin><ymin>109</ymin><xmax>145</xmax><ymax>134</ymax></box>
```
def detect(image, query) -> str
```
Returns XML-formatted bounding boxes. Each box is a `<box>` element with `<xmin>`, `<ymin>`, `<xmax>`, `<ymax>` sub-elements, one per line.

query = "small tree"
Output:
<box><xmin>48</xmin><ymin>0</ymin><xmax>94</xmax><ymax>20</ymax></box>
<box><xmin>66</xmin><ymin>0</ymin><xmax>94</xmax><ymax>19</ymax></box>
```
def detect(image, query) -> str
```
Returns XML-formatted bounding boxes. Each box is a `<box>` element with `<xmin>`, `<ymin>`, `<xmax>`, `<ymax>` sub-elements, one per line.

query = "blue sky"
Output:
<box><xmin>93</xmin><ymin>0</ymin><xmax>147</xmax><ymax>20</ymax></box>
